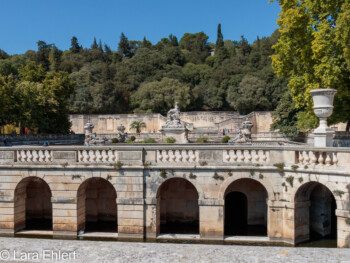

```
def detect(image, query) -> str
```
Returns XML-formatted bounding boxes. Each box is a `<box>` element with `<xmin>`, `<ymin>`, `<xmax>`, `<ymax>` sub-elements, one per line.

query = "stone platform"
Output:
<box><xmin>0</xmin><ymin>237</ymin><xmax>350</xmax><ymax>262</ymax></box>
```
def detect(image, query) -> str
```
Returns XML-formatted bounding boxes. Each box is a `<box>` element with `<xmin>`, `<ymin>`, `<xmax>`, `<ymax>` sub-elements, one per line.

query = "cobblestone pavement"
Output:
<box><xmin>0</xmin><ymin>237</ymin><xmax>350</xmax><ymax>263</ymax></box>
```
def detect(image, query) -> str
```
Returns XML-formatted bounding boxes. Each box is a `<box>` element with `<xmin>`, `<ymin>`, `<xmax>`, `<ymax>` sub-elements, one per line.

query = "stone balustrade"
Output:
<box><xmin>157</xmin><ymin>149</ymin><xmax>198</xmax><ymax>163</ymax></box>
<box><xmin>296</xmin><ymin>150</ymin><xmax>339</xmax><ymax>166</ymax></box>
<box><xmin>78</xmin><ymin>149</ymin><xmax>118</xmax><ymax>163</ymax></box>
<box><xmin>0</xmin><ymin>145</ymin><xmax>348</xmax><ymax>169</ymax></box>
<box><xmin>16</xmin><ymin>149</ymin><xmax>53</xmax><ymax>163</ymax></box>
<box><xmin>223</xmin><ymin>149</ymin><xmax>269</xmax><ymax>164</ymax></box>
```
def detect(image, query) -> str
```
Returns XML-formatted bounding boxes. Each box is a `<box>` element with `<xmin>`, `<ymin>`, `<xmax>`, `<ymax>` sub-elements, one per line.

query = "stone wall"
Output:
<box><xmin>69</xmin><ymin>111</ymin><xmax>274</xmax><ymax>135</ymax></box>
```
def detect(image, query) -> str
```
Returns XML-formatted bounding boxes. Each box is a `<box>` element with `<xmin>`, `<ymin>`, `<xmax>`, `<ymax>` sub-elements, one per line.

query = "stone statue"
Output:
<box><xmin>116</xmin><ymin>124</ymin><xmax>129</xmax><ymax>143</ymax></box>
<box><xmin>84</xmin><ymin>122</ymin><xmax>107</xmax><ymax>145</ymax></box>
<box><xmin>229</xmin><ymin>119</ymin><xmax>254</xmax><ymax>143</ymax></box>
<box><xmin>163</xmin><ymin>102</ymin><xmax>184</xmax><ymax>128</ymax></box>
<box><xmin>160</xmin><ymin>101</ymin><xmax>189</xmax><ymax>143</ymax></box>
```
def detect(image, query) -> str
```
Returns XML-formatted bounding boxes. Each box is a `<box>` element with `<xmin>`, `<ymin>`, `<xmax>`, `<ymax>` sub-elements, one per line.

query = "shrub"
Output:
<box><xmin>196</xmin><ymin>137</ymin><xmax>208</xmax><ymax>143</ymax></box>
<box><xmin>221</xmin><ymin>135</ymin><xmax>230</xmax><ymax>143</ymax></box>
<box><xmin>126</xmin><ymin>141</ymin><xmax>134</xmax><ymax>144</ymax></box>
<box><xmin>165</xmin><ymin>137</ymin><xmax>176</xmax><ymax>143</ymax></box>
<box><xmin>286</xmin><ymin>176</ymin><xmax>294</xmax><ymax>187</ymax></box>
<box><xmin>142</xmin><ymin>138</ymin><xmax>156</xmax><ymax>143</ymax></box>
<box><xmin>274</xmin><ymin>162</ymin><xmax>285</xmax><ymax>172</ymax></box>
<box><xmin>160</xmin><ymin>169</ymin><xmax>167</xmax><ymax>178</ymax></box>
<box><xmin>346</xmin><ymin>218</ymin><xmax>350</xmax><ymax>225</ymax></box>
<box><xmin>130</xmin><ymin>135</ymin><xmax>136</xmax><ymax>142</ymax></box>
<box><xmin>199</xmin><ymin>161</ymin><xmax>208</xmax><ymax>166</ymax></box>
<box><xmin>114</xmin><ymin>161</ymin><xmax>123</xmax><ymax>170</ymax></box>
<box><xmin>213</xmin><ymin>172</ymin><xmax>224</xmax><ymax>180</ymax></box>
<box><xmin>333</xmin><ymin>190</ymin><xmax>345</xmax><ymax>197</ymax></box>
<box><xmin>189</xmin><ymin>172</ymin><xmax>197</xmax><ymax>179</ymax></box>
<box><xmin>291</xmin><ymin>165</ymin><xmax>299</xmax><ymax>171</ymax></box>
<box><xmin>111</xmin><ymin>138</ymin><xmax>119</xmax><ymax>143</ymax></box>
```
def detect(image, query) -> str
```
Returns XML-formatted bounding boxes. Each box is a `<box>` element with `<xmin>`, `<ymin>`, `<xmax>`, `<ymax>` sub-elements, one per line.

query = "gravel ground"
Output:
<box><xmin>0</xmin><ymin>237</ymin><xmax>349</xmax><ymax>263</ymax></box>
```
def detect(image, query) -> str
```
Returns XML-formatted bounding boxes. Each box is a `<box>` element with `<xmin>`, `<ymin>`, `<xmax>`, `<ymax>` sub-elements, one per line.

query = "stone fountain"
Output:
<box><xmin>229</xmin><ymin>119</ymin><xmax>254</xmax><ymax>144</ymax></box>
<box><xmin>84</xmin><ymin>122</ymin><xmax>107</xmax><ymax>145</ymax></box>
<box><xmin>159</xmin><ymin>102</ymin><xmax>189</xmax><ymax>143</ymax></box>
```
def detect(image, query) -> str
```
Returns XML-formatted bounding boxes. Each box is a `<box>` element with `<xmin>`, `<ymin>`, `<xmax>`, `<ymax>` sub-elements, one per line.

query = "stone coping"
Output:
<box><xmin>0</xmin><ymin>144</ymin><xmax>349</xmax><ymax>152</ymax></box>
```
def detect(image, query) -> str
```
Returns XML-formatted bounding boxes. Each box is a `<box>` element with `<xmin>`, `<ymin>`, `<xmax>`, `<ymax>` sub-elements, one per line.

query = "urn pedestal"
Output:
<box><xmin>309</xmin><ymin>89</ymin><xmax>337</xmax><ymax>147</ymax></box>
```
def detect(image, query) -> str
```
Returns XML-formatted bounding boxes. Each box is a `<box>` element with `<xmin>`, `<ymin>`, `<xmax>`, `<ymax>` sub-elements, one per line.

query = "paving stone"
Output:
<box><xmin>0</xmin><ymin>237</ymin><xmax>349</xmax><ymax>262</ymax></box>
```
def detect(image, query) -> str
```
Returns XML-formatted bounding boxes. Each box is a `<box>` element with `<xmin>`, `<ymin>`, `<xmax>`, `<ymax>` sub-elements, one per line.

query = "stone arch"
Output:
<box><xmin>218</xmin><ymin>174</ymin><xmax>274</xmax><ymax>201</ymax></box>
<box><xmin>155</xmin><ymin>176</ymin><xmax>204</xmax><ymax>200</ymax></box>
<box><xmin>14</xmin><ymin>177</ymin><xmax>52</xmax><ymax>232</ymax></box>
<box><xmin>292</xmin><ymin>180</ymin><xmax>340</xmax><ymax>203</ymax></box>
<box><xmin>77</xmin><ymin>177</ymin><xmax>117</xmax><ymax>232</ymax></box>
<box><xmin>293</xmin><ymin>181</ymin><xmax>337</xmax><ymax>245</ymax></box>
<box><xmin>156</xmin><ymin>177</ymin><xmax>199</xmax><ymax>235</ymax></box>
<box><xmin>223</xmin><ymin>178</ymin><xmax>269</xmax><ymax>236</ymax></box>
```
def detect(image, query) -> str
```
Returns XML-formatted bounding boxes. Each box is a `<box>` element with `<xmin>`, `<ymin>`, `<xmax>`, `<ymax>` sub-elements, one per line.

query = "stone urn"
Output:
<box><xmin>309</xmin><ymin>89</ymin><xmax>337</xmax><ymax>147</ymax></box>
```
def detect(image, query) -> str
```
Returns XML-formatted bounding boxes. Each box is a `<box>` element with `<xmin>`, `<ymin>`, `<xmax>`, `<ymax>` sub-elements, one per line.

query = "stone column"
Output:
<box><xmin>52</xmin><ymin>197</ymin><xmax>78</xmax><ymax>237</ymax></box>
<box><xmin>199</xmin><ymin>199</ymin><xmax>224</xmax><ymax>240</ymax></box>
<box><xmin>336</xmin><ymin>209</ymin><xmax>350</xmax><ymax>248</ymax></box>
<box><xmin>267</xmin><ymin>200</ymin><xmax>310</xmax><ymax>245</ymax></box>
<box><xmin>144</xmin><ymin>198</ymin><xmax>158</xmax><ymax>239</ymax></box>
<box><xmin>117</xmin><ymin>198</ymin><xmax>144</xmax><ymax>239</ymax></box>
<box><xmin>0</xmin><ymin>198</ymin><xmax>15</xmax><ymax>236</ymax></box>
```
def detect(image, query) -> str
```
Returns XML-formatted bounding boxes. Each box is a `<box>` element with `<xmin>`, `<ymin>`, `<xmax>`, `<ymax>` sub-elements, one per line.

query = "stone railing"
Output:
<box><xmin>296</xmin><ymin>150</ymin><xmax>339</xmax><ymax>166</ymax></box>
<box><xmin>223</xmin><ymin>149</ymin><xmax>269</xmax><ymax>164</ymax></box>
<box><xmin>0</xmin><ymin>145</ymin><xmax>348</xmax><ymax>169</ymax></box>
<box><xmin>157</xmin><ymin>149</ymin><xmax>199</xmax><ymax>163</ymax></box>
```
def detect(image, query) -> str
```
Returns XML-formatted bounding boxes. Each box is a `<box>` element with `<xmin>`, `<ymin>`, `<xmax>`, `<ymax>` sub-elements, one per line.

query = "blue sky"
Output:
<box><xmin>0</xmin><ymin>0</ymin><xmax>281</xmax><ymax>55</ymax></box>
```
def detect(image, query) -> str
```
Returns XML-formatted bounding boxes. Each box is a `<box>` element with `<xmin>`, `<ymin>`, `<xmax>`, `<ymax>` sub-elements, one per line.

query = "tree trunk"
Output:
<box><xmin>346</xmin><ymin>120</ymin><xmax>350</xmax><ymax>132</ymax></box>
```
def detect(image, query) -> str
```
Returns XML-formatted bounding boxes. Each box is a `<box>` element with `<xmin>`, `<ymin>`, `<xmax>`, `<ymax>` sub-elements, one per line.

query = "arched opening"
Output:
<box><xmin>224</xmin><ymin>178</ymin><xmax>267</xmax><ymax>236</ymax></box>
<box><xmin>295</xmin><ymin>182</ymin><xmax>337</xmax><ymax>247</ymax></box>
<box><xmin>157</xmin><ymin>178</ymin><xmax>199</xmax><ymax>234</ymax></box>
<box><xmin>14</xmin><ymin>177</ymin><xmax>52</xmax><ymax>232</ymax></box>
<box><xmin>77</xmin><ymin>178</ymin><xmax>117</xmax><ymax>233</ymax></box>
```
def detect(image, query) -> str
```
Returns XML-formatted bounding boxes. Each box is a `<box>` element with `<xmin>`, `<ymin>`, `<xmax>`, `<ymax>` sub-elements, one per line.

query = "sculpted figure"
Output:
<box><xmin>164</xmin><ymin>102</ymin><xmax>184</xmax><ymax>128</ymax></box>
<box><xmin>229</xmin><ymin>119</ymin><xmax>253</xmax><ymax>143</ymax></box>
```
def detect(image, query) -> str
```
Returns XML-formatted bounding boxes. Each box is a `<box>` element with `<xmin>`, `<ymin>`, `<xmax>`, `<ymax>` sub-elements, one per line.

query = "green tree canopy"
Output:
<box><xmin>131</xmin><ymin>78</ymin><xmax>191</xmax><ymax>114</ymax></box>
<box><xmin>271</xmin><ymin>0</ymin><xmax>350</xmax><ymax>130</ymax></box>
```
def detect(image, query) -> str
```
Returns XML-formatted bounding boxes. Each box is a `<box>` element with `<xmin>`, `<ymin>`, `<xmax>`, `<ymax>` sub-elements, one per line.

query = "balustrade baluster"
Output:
<box><xmin>299</xmin><ymin>151</ymin><xmax>304</xmax><ymax>164</ymax></box>
<box><xmin>333</xmin><ymin>153</ymin><xmax>338</xmax><ymax>166</ymax></box>
<box><xmin>226</xmin><ymin>150</ymin><xmax>230</xmax><ymax>162</ymax></box>
<box><xmin>325</xmin><ymin>152</ymin><xmax>332</xmax><ymax>166</ymax></box>
<box><xmin>254</xmin><ymin>150</ymin><xmax>259</xmax><ymax>162</ymax></box>
<box><xmin>318</xmin><ymin>152</ymin><xmax>324</xmax><ymax>166</ymax></box>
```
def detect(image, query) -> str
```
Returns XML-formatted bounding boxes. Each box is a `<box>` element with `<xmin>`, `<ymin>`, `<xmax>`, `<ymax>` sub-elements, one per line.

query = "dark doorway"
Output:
<box><xmin>295</xmin><ymin>182</ymin><xmax>337</xmax><ymax>247</ymax></box>
<box><xmin>158</xmin><ymin>178</ymin><xmax>199</xmax><ymax>234</ymax></box>
<box><xmin>14</xmin><ymin>177</ymin><xmax>52</xmax><ymax>231</ymax></box>
<box><xmin>224</xmin><ymin>178</ymin><xmax>268</xmax><ymax>236</ymax></box>
<box><xmin>225</xmin><ymin>192</ymin><xmax>248</xmax><ymax>235</ymax></box>
<box><xmin>78</xmin><ymin>178</ymin><xmax>117</xmax><ymax>232</ymax></box>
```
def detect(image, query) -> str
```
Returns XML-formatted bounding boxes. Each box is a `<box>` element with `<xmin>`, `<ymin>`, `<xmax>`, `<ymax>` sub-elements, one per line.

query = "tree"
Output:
<box><xmin>70</xmin><ymin>36</ymin><xmax>81</xmax><ymax>53</ymax></box>
<box><xmin>227</xmin><ymin>75</ymin><xmax>272</xmax><ymax>114</ymax></box>
<box><xmin>131</xmin><ymin>78</ymin><xmax>191</xmax><ymax>114</ymax></box>
<box><xmin>118</xmin><ymin>33</ymin><xmax>132</xmax><ymax>58</ymax></box>
<box><xmin>179</xmin><ymin>32</ymin><xmax>209</xmax><ymax>63</ymax></box>
<box><xmin>216</xmin><ymin>23</ymin><xmax>224</xmax><ymax>49</ymax></box>
<box><xmin>130</xmin><ymin>121</ymin><xmax>146</xmax><ymax>134</ymax></box>
<box><xmin>270</xmin><ymin>91</ymin><xmax>299</xmax><ymax>137</ymax></box>
<box><xmin>91</xmin><ymin>37</ymin><xmax>98</xmax><ymax>49</ymax></box>
<box><xmin>36</xmin><ymin>40</ymin><xmax>52</xmax><ymax>71</ymax></box>
<box><xmin>271</xmin><ymin>0</ymin><xmax>350</xmax><ymax>130</ymax></box>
